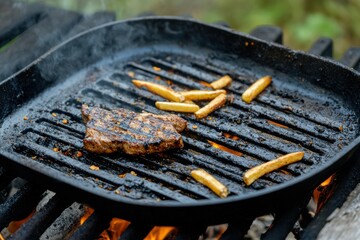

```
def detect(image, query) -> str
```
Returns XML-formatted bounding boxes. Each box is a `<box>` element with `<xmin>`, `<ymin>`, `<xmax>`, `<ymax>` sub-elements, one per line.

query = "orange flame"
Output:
<box><xmin>80</xmin><ymin>207</ymin><xmax>94</xmax><ymax>225</ymax></box>
<box><xmin>99</xmin><ymin>218</ymin><xmax>130</xmax><ymax>240</ymax></box>
<box><xmin>208</xmin><ymin>140</ymin><xmax>243</xmax><ymax>156</ymax></box>
<box><xmin>144</xmin><ymin>226</ymin><xmax>176</xmax><ymax>240</ymax></box>
<box><xmin>267</xmin><ymin>120</ymin><xmax>289</xmax><ymax>129</ymax></box>
<box><xmin>0</xmin><ymin>234</ymin><xmax>4</xmax><ymax>240</ymax></box>
<box><xmin>313</xmin><ymin>175</ymin><xmax>336</xmax><ymax>212</ymax></box>
<box><xmin>7</xmin><ymin>210</ymin><xmax>35</xmax><ymax>234</ymax></box>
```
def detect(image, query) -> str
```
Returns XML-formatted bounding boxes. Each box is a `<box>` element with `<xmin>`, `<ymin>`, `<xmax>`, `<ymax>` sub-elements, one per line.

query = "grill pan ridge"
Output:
<box><xmin>0</xmin><ymin>17</ymin><xmax>360</xmax><ymax>224</ymax></box>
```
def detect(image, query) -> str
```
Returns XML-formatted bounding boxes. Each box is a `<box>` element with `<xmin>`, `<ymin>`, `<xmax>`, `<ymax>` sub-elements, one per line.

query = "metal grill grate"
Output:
<box><xmin>2</xmin><ymin>52</ymin><xmax>355</xmax><ymax>207</ymax></box>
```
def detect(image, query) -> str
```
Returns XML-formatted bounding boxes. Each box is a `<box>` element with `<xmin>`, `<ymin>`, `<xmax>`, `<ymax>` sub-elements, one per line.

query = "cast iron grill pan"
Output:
<box><xmin>0</xmin><ymin>17</ymin><xmax>360</xmax><ymax>224</ymax></box>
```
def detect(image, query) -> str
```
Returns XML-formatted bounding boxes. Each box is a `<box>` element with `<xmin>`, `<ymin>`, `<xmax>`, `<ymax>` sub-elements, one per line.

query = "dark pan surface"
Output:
<box><xmin>0</xmin><ymin>17</ymin><xmax>360</xmax><ymax>224</ymax></box>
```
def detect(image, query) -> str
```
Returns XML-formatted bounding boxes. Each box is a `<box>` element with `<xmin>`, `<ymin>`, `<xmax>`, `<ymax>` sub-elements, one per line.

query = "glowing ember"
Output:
<box><xmin>313</xmin><ymin>175</ymin><xmax>336</xmax><ymax>212</ymax></box>
<box><xmin>99</xmin><ymin>218</ymin><xmax>130</xmax><ymax>240</ymax></box>
<box><xmin>153</xmin><ymin>66</ymin><xmax>161</xmax><ymax>71</ymax></box>
<box><xmin>7</xmin><ymin>210</ymin><xmax>35</xmax><ymax>234</ymax></box>
<box><xmin>144</xmin><ymin>226</ymin><xmax>176</xmax><ymax>240</ymax></box>
<box><xmin>90</xmin><ymin>165</ymin><xmax>100</xmax><ymax>171</ymax></box>
<box><xmin>208</xmin><ymin>140</ymin><xmax>243</xmax><ymax>156</ymax></box>
<box><xmin>320</xmin><ymin>176</ymin><xmax>333</xmax><ymax>187</ymax></box>
<box><xmin>280</xmin><ymin>169</ymin><xmax>291</xmax><ymax>175</ymax></box>
<box><xmin>80</xmin><ymin>208</ymin><xmax>94</xmax><ymax>225</ymax></box>
<box><xmin>223</xmin><ymin>132</ymin><xmax>239</xmax><ymax>140</ymax></box>
<box><xmin>267</xmin><ymin>120</ymin><xmax>289</xmax><ymax>129</ymax></box>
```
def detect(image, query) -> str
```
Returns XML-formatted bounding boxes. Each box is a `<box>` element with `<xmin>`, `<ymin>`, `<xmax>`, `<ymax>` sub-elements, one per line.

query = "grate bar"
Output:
<box><xmin>0</xmin><ymin>2</ymin><xmax>44</xmax><ymax>47</ymax></box>
<box><xmin>260</xmin><ymin>194</ymin><xmax>311</xmax><ymax>240</ymax></box>
<box><xmin>120</xmin><ymin>224</ymin><xmax>154</xmax><ymax>240</ymax></box>
<box><xmin>250</xmin><ymin>25</ymin><xmax>283</xmax><ymax>44</ymax></box>
<box><xmin>9</xmin><ymin>193</ymin><xmax>71</xmax><ymax>240</ymax></box>
<box><xmin>68</xmin><ymin>211</ymin><xmax>111</xmax><ymax>240</ymax></box>
<box><xmin>340</xmin><ymin>47</ymin><xmax>360</xmax><ymax>71</ymax></box>
<box><xmin>0</xmin><ymin>182</ymin><xmax>44</xmax><ymax>230</ymax></box>
<box><xmin>221</xmin><ymin>219</ymin><xmax>255</xmax><ymax>240</ymax></box>
<box><xmin>0</xmin><ymin>169</ymin><xmax>12</xmax><ymax>196</ymax></box>
<box><xmin>40</xmin><ymin>202</ymin><xmax>87</xmax><ymax>240</ymax></box>
<box><xmin>175</xmin><ymin>225</ymin><xmax>207</xmax><ymax>240</ymax></box>
<box><xmin>0</xmin><ymin>6</ymin><xmax>82</xmax><ymax>81</ymax></box>
<box><xmin>308</xmin><ymin>37</ymin><xmax>333</xmax><ymax>58</ymax></box>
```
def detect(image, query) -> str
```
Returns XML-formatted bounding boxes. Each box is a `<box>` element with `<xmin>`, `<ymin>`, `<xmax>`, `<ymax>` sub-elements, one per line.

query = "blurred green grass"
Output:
<box><xmin>31</xmin><ymin>0</ymin><xmax>360</xmax><ymax>58</ymax></box>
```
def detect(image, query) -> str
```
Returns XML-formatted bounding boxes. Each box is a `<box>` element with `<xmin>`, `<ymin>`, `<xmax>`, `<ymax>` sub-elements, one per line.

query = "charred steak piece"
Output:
<box><xmin>82</xmin><ymin>105</ymin><xmax>187</xmax><ymax>155</ymax></box>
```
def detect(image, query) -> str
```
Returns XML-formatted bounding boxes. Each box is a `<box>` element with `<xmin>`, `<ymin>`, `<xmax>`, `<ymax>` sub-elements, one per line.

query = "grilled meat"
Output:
<box><xmin>82</xmin><ymin>105</ymin><xmax>187</xmax><ymax>155</ymax></box>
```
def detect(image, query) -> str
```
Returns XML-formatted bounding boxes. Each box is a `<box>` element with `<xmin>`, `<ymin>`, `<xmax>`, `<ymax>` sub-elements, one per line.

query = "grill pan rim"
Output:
<box><xmin>0</xmin><ymin>16</ymin><xmax>360</xmax><ymax>220</ymax></box>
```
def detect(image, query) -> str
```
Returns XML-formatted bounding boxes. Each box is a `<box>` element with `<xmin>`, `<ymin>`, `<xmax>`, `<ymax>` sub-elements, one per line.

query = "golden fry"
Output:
<box><xmin>132</xmin><ymin>80</ymin><xmax>185</xmax><ymax>102</ymax></box>
<box><xmin>195</xmin><ymin>94</ymin><xmax>227</xmax><ymax>119</ymax></box>
<box><xmin>210</xmin><ymin>75</ymin><xmax>232</xmax><ymax>90</ymax></box>
<box><xmin>155</xmin><ymin>102</ymin><xmax>200</xmax><ymax>113</ymax></box>
<box><xmin>242</xmin><ymin>75</ymin><xmax>272</xmax><ymax>103</ymax></box>
<box><xmin>243</xmin><ymin>151</ymin><xmax>304</xmax><ymax>186</ymax></box>
<box><xmin>191</xmin><ymin>168</ymin><xmax>229</xmax><ymax>198</ymax></box>
<box><xmin>180</xmin><ymin>90</ymin><xmax>226</xmax><ymax>101</ymax></box>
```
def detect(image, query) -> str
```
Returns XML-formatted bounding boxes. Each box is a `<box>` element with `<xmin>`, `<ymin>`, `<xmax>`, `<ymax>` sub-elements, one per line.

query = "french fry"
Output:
<box><xmin>195</xmin><ymin>93</ymin><xmax>227</xmax><ymax>119</ymax></box>
<box><xmin>242</xmin><ymin>75</ymin><xmax>272</xmax><ymax>103</ymax></box>
<box><xmin>180</xmin><ymin>90</ymin><xmax>226</xmax><ymax>101</ymax></box>
<box><xmin>132</xmin><ymin>80</ymin><xmax>185</xmax><ymax>102</ymax></box>
<box><xmin>243</xmin><ymin>151</ymin><xmax>304</xmax><ymax>186</ymax></box>
<box><xmin>155</xmin><ymin>102</ymin><xmax>200</xmax><ymax>113</ymax></box>
<box><xmin>210</xmin><ymin>75</ymin><xmax>232</xmax><ymax>90</ymax></box>
<box><xmin>191</xmin><ymin>168</ymin><xmax>229</xmax><ymax>198</ymax></box>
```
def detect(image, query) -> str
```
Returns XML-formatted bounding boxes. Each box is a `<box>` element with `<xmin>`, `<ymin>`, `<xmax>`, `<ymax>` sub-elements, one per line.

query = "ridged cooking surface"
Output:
<box><xmin>1</xmin><ymin>53</ymin><xmax>356</xmax><ymax>204</ymax></box>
